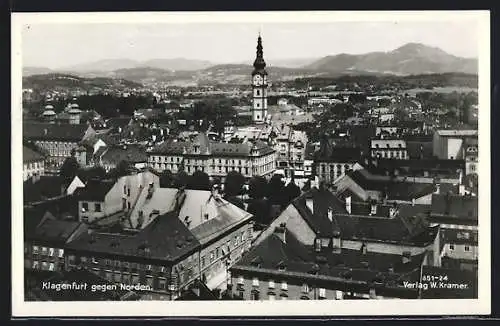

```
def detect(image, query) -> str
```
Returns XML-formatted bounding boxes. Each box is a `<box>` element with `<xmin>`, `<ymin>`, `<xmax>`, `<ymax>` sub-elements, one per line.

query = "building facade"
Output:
<box><xmin>371</xmin><ymin>139</ymin><xmax>408</xmax><ymax>160</ymax></box>
<box><xmin>148</xmin><ymin>133</ymin><xmax>276</xmax><ymax>180</ymax></box>
<box><xmin>23</xmin><ymin>146</ymin><xmax>45</xmax><ymax>181</ymax></box>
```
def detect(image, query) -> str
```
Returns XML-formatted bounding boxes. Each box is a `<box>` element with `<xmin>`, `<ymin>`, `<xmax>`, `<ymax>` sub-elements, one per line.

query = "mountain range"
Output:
<box><xmin>23</xmin><ymin>43</ymin><xmax>478</xmax><ymax>85</ymax></box>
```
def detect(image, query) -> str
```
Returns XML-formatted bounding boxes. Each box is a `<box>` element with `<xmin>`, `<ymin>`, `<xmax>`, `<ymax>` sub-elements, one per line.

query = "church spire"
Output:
<box><xmin>253</xmin><ymin>34</ymin><xmax>267</xmax><ymax>74</ymax></box>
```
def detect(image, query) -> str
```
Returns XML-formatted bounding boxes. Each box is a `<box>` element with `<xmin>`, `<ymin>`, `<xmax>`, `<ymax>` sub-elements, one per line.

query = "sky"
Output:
<box><xmin>21</xmin><ymin>20</ymin><xmax>479</xmax><ymax>69</ymax></box>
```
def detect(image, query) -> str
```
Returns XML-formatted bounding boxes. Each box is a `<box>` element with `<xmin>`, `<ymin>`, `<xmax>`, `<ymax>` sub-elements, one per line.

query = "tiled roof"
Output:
<box><xmin>373</xmin><ymin>158</ymin><xmax>465</xmax><ymax>173</ymax></box>
<box><xmin>441</xmin><ymin>228</ymin><xmax>478</xmax><ymax>246</ymax></box>
<box><xmin>436</xmin><ymin>129</ymin><xmax>478</xmax><ymax>137</ymax></box>
<box><xmin>291</xmin><ymin>188</ymin><xmax>437</xmax><ymax>246</ymax></box>
<box><xmin>66</xmin><ymin>211</ymin><xmax>201</xmax><ymax>263</ymax></box>
<box><xmin>23</xmin><ymin>122</ymin><xmax>90</xmax><ymax>142</ymax></box>
<box><xmin>23</xmin><ymin>176</ymin><xmax>64</xmax><ymax>204</ymax></box>
<box><xmin>232</xmin><ymin>231</ymin><xmax>426</xmax><ymax>297</ymax></box>
<box><xmin>101</xmin><ymin>145</ymin><xmax>148</xmax><ymax>164</ymax></box>
<box><xmin>348</xmin><ymin>170</ymin><xmax>436</xmax><ymax>200</ymax></box>
<box><xmin>23</xmin><ymin>146</ymin><xmax>45</xmax><ymax>163</ymax></box>
<box><xmin>29</xmin><ymin>219</ymin><xmax>82</xmax><ymax>244</ymax></box>
<box><xmin>73</xmin><ymin>179</ymin><xmax>116</xmax><ymax>201</ymax></box>
<box><xmin>150</xmin><ymin>133</ymin><xmax>275</xmax><ymax>157</ymax></box>
<box><xmin>430</xmin><ymin>194</ymin><xmax>478</xmax><ymax>222</ymax></box>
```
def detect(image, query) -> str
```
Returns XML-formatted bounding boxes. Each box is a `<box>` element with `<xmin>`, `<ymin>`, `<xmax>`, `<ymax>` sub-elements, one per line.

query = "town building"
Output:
<box><xmin>24</xmin><ymin>209</ymin><xmax>88</xmax><ymax>273</ymax></box>
<box><xmin>73</xmin><ymin>169</ymin><xmax>160</xmax><ymax>225</ymax></box>
<box><xmin>94</xmin><ymin>145</ymin><xmax>149</xmax><ymax>172</ymax></box>
<box><xmin>334</xmin><ymin>169</ymin><xmax>438</xmax><ymax>205</ymax></box>
<box><xmin>230</xmin><ymin>187</ymin><xmax>442</xmax><ymax>300</ymax></box>
<box><xmin>23</xmin><ymin>122</ymin><xmax>96</xmax><ymax>174</ymax></box>
<box><xmin>274</xmin><ymin>125</ymin><xmax>309</xmax><ymax>178</ymax></box>
<box><xmin>147</xmin><ymin>133</ymin><xmax>276</xmax><ymax>181</ymax></box>
<box><xmin>371</xmin><ymin>139</ymin><xmax>408</xmax><ymax>160</ymax></box>
<box><xmin>311</xmin><ymin>140</ymin><xmax>363</xmax><ymax>184</ymax></box>
<box><xmin>429</xmin><ymin>193</ymin><xmax>478</xmax><ymax>271</ymax></box>
<box><xmin>23</xmin><ymin>146</ymin><xmax>45</xmax><ymax>181</ymax></box>
<box><xmin>432</xmin><ymin>129</ymin><xmax>478</xmax><ymax>160</ymax></box>
<box><xmin>251</xmin><ymin>34</ymin><xmax>268</xmax><ymax>123</ymax></box>
<box><xmin>64</xmin><ymin>186</ymin><xmax>253</xmax><ymax>300</ymax></box>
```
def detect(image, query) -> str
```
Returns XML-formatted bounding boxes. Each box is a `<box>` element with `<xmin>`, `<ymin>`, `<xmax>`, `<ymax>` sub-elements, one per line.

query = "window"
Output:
<box><xmin>158</xmin><ymin>278</ymin><xmax>166</xmax><ymax>290</ymax></box>
<box><xmin>238</xmin><ymin>276</ymin><xmax>244</xmax><ymax>284</ymax></box>
<box><xmin>124</xmin><ymin>185</ymin><xmax>127</xmax><ymax>194</ymax></box>
<box><xmin>314</xmin><ymin>238</ymin><xmax>322</xmax><ymax>252</ymax></box>
<box><xmin>210</xmin><ymin>251</ymin><xmax>215</xmax><ymax>262</ymax></box>
<box><xmin>33</xmin><ymin>246</ymin><xmax>39</xmax><ymax>254</ymax></box>
<box><xmin>251</xmin><ymin>291</ymin><xmax>260</xmax><ymax>300</ymax></box>
<box><xmin>82</xmin><ymin>202</ymin><xmax>89</xmax><ymax>212</ymax></box>
<box><xmin>216</xmin><ymin>247</ymin><xmax>220</xmax><ymax>258</ymax></box>
<box><xmin>127</xmin><ymin>188</ymin><xmax>131</xmax><ymax>197</ymax></box>
<box><xmin>281</xmin><ymin>295</ymin><xmax>287</xmax><ymax>300</ymax></box>
<box><xmin>268</xmin><ymin>280</ymin><xmax>275</xmax><ymax>289</ymax></box>
<box><xmin>81</xmin><ymin>216</ymin><xmax>88</xmax><ymax>222</ymax></box>
<box><xmin>319</xmin><ymin>288</ymin><xmax>326</xmax><ymax>298</ymax></box>
<box><xmin>268</xmin><ymin>294</ymin><xmax>276</xmax><ymax>300</ymax></box>
<box><xmin>335</xmin><ymin>290</ymin><xmax>343</xmax><ymax>300</ymax></box>
<box><xmin>450</xmin><ymin>244</ymin><xmax>455</xmax><ymax>250</ymax></box>
<box><xmin>201</xmin><ymin>256</ymin><xmax>206</xmax><ymax>268</ymax></box>
<box><xmin>41</xmin><ymin>247</ymin><xmax>47</xmax><ymax>255</ymax></box>
<box><xmin>281</xmin><ymin>281</ymin><xmax>287</xmax><ymax>290</ymax></box>
<box><xmin>48</xmin><ymin>248</ymin><xmax>55</xmax><ymax>257</ymax></box>
<box><xmin>127</xmin><ymin>202</ymin><xmax>131</xmax><ymax>210</ymax></box>
<box><xmin>465</xmin><ymin>246</ymin><xmax>470</xmax><ymax>252</ymax></box>
<box><xmin>95</xmin><ymin>203</ymin><xmax>102</xmax><ymax>212</ymax></box>
<box><xmin>32</xmin><ymin>261</ymin><xmax>39</xmax><ymax>269</ymax></box>
<box><xmin>252</xmin><ymin>277</ymin><xmax>259</xmax><ymax>286</ymax></box>
<box><xmin>302</xmin><ymin>283</ymin><xmax>310</xmax><ymax>293</ymax></box>
<box><xmin>49</xmin><ymin>263</ymin><xmax>55</xmax><ymax>271</ymax></box>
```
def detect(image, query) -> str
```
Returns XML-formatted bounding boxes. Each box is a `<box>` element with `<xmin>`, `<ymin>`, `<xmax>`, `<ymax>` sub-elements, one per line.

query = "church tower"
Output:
<box><xmin>251</xmin><ymin>34</ymin><xmax>268</xmax><ymax>123</ymax></box>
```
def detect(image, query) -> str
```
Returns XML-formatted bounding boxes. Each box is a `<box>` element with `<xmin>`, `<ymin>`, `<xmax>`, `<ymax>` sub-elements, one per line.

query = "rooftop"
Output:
<box><xmin>23</xmin><ymin>146</ymin><xmax>45</xmax><ymax>163</ymax></box>
<box><xmin>100</xmin><ymin>145</ymin><xmax>148</xmax><ymax>164</ymax></box>
<box><xmin>430</xmin><ymin>194</ymin><xmax>478</xmax><ymax>223</ymax></box>
<box><xmin>66</xmin><ymin>211</ymin><xmax>201</xmax><ymax>263</ymax></box>
<box><xmin>23</xmin><ymin>122</ymin><xmax>91</xmax><ymax>142</ymax></box>
<box><xmin>232</xmin><ymin>231</ymin><xmax>426</xmax><ymax>298</ymax></box>
<box><xmin>23</xmin><ymin>176</ymin><xmax>64</xmax><ymax>204</ymax></box>
<box><xmin>73</xmin><ymin>179</ymin><xmax>116</xmax><ymax>202</ymax></box>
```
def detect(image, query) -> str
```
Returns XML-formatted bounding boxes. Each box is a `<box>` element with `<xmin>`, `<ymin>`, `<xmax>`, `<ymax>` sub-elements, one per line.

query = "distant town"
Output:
<box><xmin>22</xmin><ymin>35</ymin><xmax>479</xmax><ymax>301</ymax></box>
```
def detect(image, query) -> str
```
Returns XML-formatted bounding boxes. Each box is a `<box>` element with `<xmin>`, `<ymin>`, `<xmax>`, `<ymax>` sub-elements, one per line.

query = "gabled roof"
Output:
<box><xmin>66</xmin><ymin>211</ymin><xmax>201</xmax><ymax>263</ymax></box>
<box><xmin>23</xmin><ymin>176</ymin><xmax>64</xmax><ymax>204</ymax></box>
<box><xmin>29</xmin><ymin>219</ymin><xmax>83</xmax><ymax>244</ymax></box>
<box><xmin>290</xmin><ymin>188</ymin><xmax>438</xmax><ymax>246</ymax></box>
<box><xmin>232</xmin><ymin>231</ymin><xmax>426</xmax><ymax>297</ymax></box>
<box><xmin>150</xmin><ymin>133</ymin><xmax>274</xmax><ymax>157</ymax></box>
<box><xmin>23</xmin><ymin>122</ymin><xmax>90</xmax><ymax>142</ymax></box>
<box><xmin>101</xmin><ymin>145</ymin><xmax>148</xmax><ymax>164</ymax></box>
<box><xmin>430</xmin><ymin>194</ymin><xmax>478</xmax><ymax>222</ymax></box>
<box><xmin>73</xmin><ymin>179</ymin><xmax>115</xmax><ymax>201</ymax></box>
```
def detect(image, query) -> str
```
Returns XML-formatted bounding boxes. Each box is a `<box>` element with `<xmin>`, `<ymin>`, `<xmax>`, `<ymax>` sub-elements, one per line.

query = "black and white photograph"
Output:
<box><xmin>11</xmin><ymin>11</ymin><xmax>490</xmax><ymax>317</ymax></box>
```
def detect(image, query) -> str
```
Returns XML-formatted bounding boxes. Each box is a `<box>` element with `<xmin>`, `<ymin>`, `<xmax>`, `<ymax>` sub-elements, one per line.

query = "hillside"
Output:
<box><xmin>303</xmin><ymin>43</ymin><xmax>477</xmax><ymax>75</ymax></box>
<box><xmin>22</xmin><ymin>73</ymin><xmax>143</xmax><ymax>91</ymax></box>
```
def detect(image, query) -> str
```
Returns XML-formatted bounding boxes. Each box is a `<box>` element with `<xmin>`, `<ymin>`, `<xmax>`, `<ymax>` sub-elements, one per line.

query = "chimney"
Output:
<box><xmin>306</xmin><ymin>196</ymin><xmax>314</xmax><ymax>214</ymax></box>
<box><xmin>389</xmin><ymin>203</ymin><xmax>398</xmax><ymax>218</ymax></box>
<box><xmin>402</xmin><ymin>251</ymin><xmax>411</xmax><ymax>264</ymax></box>
<box><xmin>275</xmin><ymin>223</ymin><xmax>286</xmax><ymax>244</ymax></box>
<box><xmin>361</xmin><ymin>243</ymin><xmax>367</xmax><ymax>255</ymax></box>
<box><xmin>345</xmin><ymin>196</ymin><xmax>352</xmax><ymax>214</ymax></box>
<box><xmin>434</xmin><ymin>183</ymin><xmax>441</xmax><ymax>194</ymax></box>
<box><xmin>458</xmin><ymin>184</ymin><xmax>466</xmax><ymax>196</ymax></box>
<box><xmin>411</xmin><ymin>198</ymin><xmax>415</xmax><ymax>206</ymax></box>
<box><xmin>370</xmin><ymin>202</ymin><xmax>377</xmax><ymax>216</ymax></box>
<box><xmin>327</xmin><ymin>208</ymin><xmax>333</xmax><ymax>222</ymax></box>
<box><xmin>43</xmin><ymin>128</ymin><xmax>48</xmax><ymax>136</ymax></box>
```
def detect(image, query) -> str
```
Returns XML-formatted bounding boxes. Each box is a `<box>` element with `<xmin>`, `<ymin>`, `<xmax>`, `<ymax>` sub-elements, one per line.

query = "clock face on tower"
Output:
<box><xmin>253</xmin><ymin>75</ymin><xmax>262</xmax><ymax>86</ymax></box>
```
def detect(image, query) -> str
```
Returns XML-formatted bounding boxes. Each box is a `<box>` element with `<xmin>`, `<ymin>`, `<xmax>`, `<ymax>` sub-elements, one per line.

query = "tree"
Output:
<box><xmin>160</xmin><ymin>169</ymin><xmax>175</xmax><ymax>188</ymax></box>
<box><xmin>284</xmin><ymin>180</ymin><xmax>301</xmax><ymax>205</ymax></box>
<box><xmin>174</xmin><ymin>171</ymin><xmax>190</xmax><ymax>188</ymax></box>
<box><xmin>247</xmin><ymin>198</ymin><xmax>272</xmax><ymax>227</ymax></box>
<box><xmin>60</xmin><ymin>155</ymin><xmax>79</xmax><ymax>186</ymax></box>
<box><xmin>224</xmin><ymin>171</ymin><xmax>245</xmax><ymax>198</ymax></box>
<box><xmin>248</xmin><ymin>176</ymin><xmax>268</xmax><ymax>200</ymax></box>
<box><xmin>267</xmin><ymin>174</ymin><xmax>286</xmax><ymax>207</ymax></box>
<box><xmin>188</xmin><ymin>171</ymin><xmax>211</xmax><ymax>191</ymax></box>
